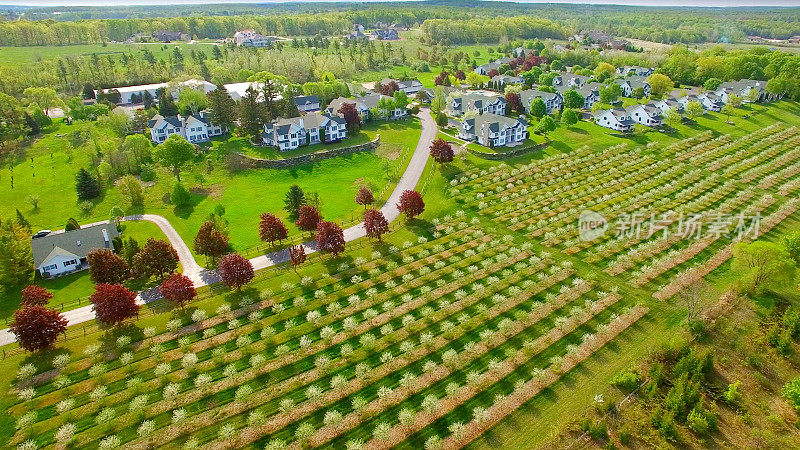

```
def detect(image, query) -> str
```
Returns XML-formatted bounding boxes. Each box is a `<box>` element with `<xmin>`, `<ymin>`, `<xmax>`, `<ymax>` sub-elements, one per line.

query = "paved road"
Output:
<box><xmin>0</xmin><ymin>109</ymin><xmax>436</xmax><ymax>347</ymax></box>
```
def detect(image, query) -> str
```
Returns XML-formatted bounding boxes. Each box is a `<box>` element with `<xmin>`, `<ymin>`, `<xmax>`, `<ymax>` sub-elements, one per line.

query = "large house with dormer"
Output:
<box><xmin>294</xmin><ymin>95</ymin><xmax>321</xmax><ymax>113</ymax></box>
<box><xmin>654</xmin><ymin>98</ymin><xmax>684</xmax><ymax>115</ymax></box>
<box><xmin>262</xmin><ymin>113</ymin><xmax>348</xmax><ymax>151</ymax></box>
<box><xmin>714</xmin><ymin>79</ymin><xmax>767</xmax><ymax>103</ymax></box>
<box><xmin>447</xmin><ymin>93</ymin><xmax>506</xmax><ymax>116</ymax></box>
<box><xmin>696</xmin><ymin>93</ymin><xmax>724</xmax><ymax>112</ymax></box>
<box><xmin>613</xmin><ymin>76</ymin><xmax>651</xmax><ymax>98</ymax></box>
<box><xmin>376</xmin><ymin>78</ymin><xmax>423</xmax><ymax>95</ymax></box>
<box><xmin>519</xmin><ymin>89</ymin><xmax>563</xmax><ymax>114</ymax></box>
<box><xmin>460</xmin><ymin>113</ymin><xmax>528</xmax><ymax>148</ymax></box>
<box><xmin>616</xmin><ymin>66</ymin><xmax>654</xmax><ymax>77</ymax></box>
<box><xmin>148</xmin><ymin>112</ymin><xmax>227</xmax><ymax>144</ymax></box>
<box><xmin>553</xmin><ymin>72</ymin><xmax>592</xmax><ymax>89</ymax></box>
<box><xmin>234</xmin><ymin>30</ymin><xmax>274</xmax><ymax>48</ymax></box>
<box><xmin>627</xmin><ymin>103</ymin><xmax>663</xmax><ymax>127</ymax></box>
<box><xmin>594</xmin><ymin>108</ymin><xmax>635</xmax><ymax>132</ymax></box>
<box><xmin>556</xmin><ymin>84</ymin><xmax>600</xmax><ymax>109</ymax></box>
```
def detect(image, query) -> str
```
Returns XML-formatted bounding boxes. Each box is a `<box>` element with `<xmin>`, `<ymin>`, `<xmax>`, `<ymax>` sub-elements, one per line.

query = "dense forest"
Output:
<box><xmin>1</xmin><ymin>2</ymin><xmax>800</xmax><ymax>47</ymax></box>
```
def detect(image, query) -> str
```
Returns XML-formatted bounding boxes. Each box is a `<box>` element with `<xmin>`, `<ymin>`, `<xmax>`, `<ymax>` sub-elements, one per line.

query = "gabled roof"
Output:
<box><xmin>627</xmin><ymin>103</ymin><xmax>662</xmax><ymax>117</ymax></box>
<box><xmin>294</xmin><ymin>95</ymin><xmax>320</xmax><ymax>107</ymax></box>
<box><xmin>471</xmin><ymin>113</ymin><xmax>527</xmax><ymax>141</ymax></box>
<box><xmin>149</xmin><ymin>114</ymin><xmax>183</xmax><ymax>129</ymax></box>
<box><xmin>595</xmin><ymin>108</ymin><xmax>634</xmax><ymax>125</ymax></box>
<box><xmin>31</xmin><ymin>222</ymin><xmax>120</xmax><ymax>268</ymax></box>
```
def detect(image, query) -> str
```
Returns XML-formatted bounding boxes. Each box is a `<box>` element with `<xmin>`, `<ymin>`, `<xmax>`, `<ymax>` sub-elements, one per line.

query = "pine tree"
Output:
<box><xmin>284</xmin><ymin>185</ymin><xmax>306</xmax><ymax>221</ymax></box>
<box><xmin>15</xmin><ymin>209</ymin><xmax>30</xmax><ymax>230</ymax></box>
<box><xmin>207</xmin><ymin>87</ymin><xmax>237</xmax><ymax>130</ymax></box>
<box><xmin>75</xmin><ymin>168</ymin><xmax>100</xmax><ymax>200</ymax></box>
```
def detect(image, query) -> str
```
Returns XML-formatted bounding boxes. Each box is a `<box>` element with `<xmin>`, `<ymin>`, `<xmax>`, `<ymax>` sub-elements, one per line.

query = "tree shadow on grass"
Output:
<box><xmin>322</xmin><ymin>254</ymin><xmax>355</xmax><ymax>276</ymax></box>
<box><xmin>97</xmin><ymin>323</ymin><xmax>145</xmax><ymax>353</ymax></box>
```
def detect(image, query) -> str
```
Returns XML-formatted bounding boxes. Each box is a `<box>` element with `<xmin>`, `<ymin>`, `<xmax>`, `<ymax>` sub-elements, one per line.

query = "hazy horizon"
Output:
<box><xmin>3</xmin><ymin>0</ymin><xmax>800</xmax><ymax>8</ymax></box>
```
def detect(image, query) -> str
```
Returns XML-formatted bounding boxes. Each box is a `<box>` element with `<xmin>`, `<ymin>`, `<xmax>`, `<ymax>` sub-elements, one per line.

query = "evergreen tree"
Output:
<box><xmin>65</xmin><ymin>218</ymin><xmax>80</xmax><ymax>231</ymax></box>
<box><xmin>15</xmin><ymin>209</ymin><xmax>30</xmax><ymax>231</ymax></box>
<box><xmin>284</xmin><ymin>185</ymin><xmax>306</xmax><ymax>221</ymax></box>
<box><xmin>238</xmin><ymin>87</ymin><xmax>266</xmax><ymax>139</ymax></box>
<box><xmin>206</xmin><ymin>87</ymin><xmax>237</xmax><ymax>130</ymax></box>
<box><xmin>75</xmin><ymin>168</ymin><xmax>101</xmax><ymax>200</ymax></box>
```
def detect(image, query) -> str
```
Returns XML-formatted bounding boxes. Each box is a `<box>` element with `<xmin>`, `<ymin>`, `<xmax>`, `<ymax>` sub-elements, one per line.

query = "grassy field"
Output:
<box><xmin>2</xmin><ymin>101</ymin><xmax>800</xmax><ymax>449</ymax></box>
<box><xmin>0</xmin><ymin>42</ymin><xmax>218</xmax><ymax>69</ymax></box>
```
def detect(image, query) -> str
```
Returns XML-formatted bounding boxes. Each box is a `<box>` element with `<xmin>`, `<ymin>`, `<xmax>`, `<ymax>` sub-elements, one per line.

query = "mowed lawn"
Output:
<box><xmin>0</xmin><ymin>42</ymin><xmax>217</xmax><ymax>69</ymax></box>
<box><xmin>0</xmin><ymin>117</ymin><xmax>422</xmax><ymax>263</ymax></box>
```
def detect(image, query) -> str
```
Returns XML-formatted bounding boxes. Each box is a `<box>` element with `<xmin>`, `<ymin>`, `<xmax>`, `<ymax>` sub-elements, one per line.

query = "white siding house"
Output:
<box><xmin>31</xmin><ymin>223</ymin><xmax>120</xmax><ymax>277</ymax></box>
<box><xmin>460</xmin><ymin>113</ymin><xmax>528</xmax><ymax>147</ymax></box>
<box><xmin>594</xmin><ymin>108</ymin><xmax>635</xmax><ymax>132</ymax></box>
<box><xmin>627</xmin><ymin>103</ymin><xmax>663</xmax><ymax>127</ymax></box>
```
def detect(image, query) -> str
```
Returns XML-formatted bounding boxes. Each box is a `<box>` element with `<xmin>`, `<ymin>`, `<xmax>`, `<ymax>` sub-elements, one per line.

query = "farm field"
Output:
<box><xmin>0</xmin><ymin>42</ymin><xmax>218</xmax><ymax>69</ymax></box>
<box><xmin>4</xmin><ymin>101</ymin><xmax>800</xmax><ymax>449</ymax></box>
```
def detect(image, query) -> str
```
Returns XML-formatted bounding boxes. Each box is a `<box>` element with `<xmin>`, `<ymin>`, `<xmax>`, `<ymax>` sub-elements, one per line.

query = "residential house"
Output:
<box><xmin>294</xmin><ymin>95</ymin><xmax>321</xmax><ymax>113</ymax></box>
<box><xmin>326</xmin><ymin>93</ymin><xmax>406</xmax><ymax>122</ymax></box>
<box><xmin>519</xmin><ymin>89</ymin><xmax>563</xmax><ymax>114</ymax></box>
<box><xmin>31</xmin><ymin>223</ymin><xmax>120</xmax><ymax>277</ymax></box>
<box><xmin>460</xmin><ymin>113</ymin><xmax>528</xmax><ymax>147</ymax></box>
<box><xmin>627</xmin><ymin>103</ymin><xmax>663</xmax><ymax>127</ymax></box>
<box><xmin>347</xmin><ymin>30</ymin><xmax>367</xmax><ymax>40</ymax></box>
<box><xmin>416</xmin><ymin>86</ymin><xmax>462</xmax><ymax>104</ymax></box>
<box><xmin>697</xmin><ymin>93</ymin><xmax>724</xmax><ymax>111</ymax></box>
<box><xmin>553</xmin><ymin>72</ymin><xmax>591</xmax><ymax>89</ymax></box>
<box><xmin>262</xmin><ymin>113</ymin><xmax>348</xmax><ymax>151</ymax></box>
<box><xmin>491</xmin><ymin>74</ymin><xmax>524</xmax><ymax>90</ymax></box>
<box><xmin>653</xmin><ymin>98</ymin><xmax>684</xmax><ymax>115</ymax></box>
<box><xmin>447</xmin><ymin>93</ymin><xmax>506</xmax><ymax>117</ymax></box>
<box><xmin>148</xmin><ymin>112</ymin><xmax>226</xmax><ymax>144</ymax></box>
<box><xmin>677</xmin><ymin>95</ymin><xmax>707</xmax><ymax>114</ymax></box>
<box><xmin>616</xmin><ymin>65</ymin><xmax>653</xmax><ymax>77</ymax></box>
<box><xmin>613</xmin><ymin>79</ymin><xmax>634</xmax><ymax>97</ymax></box>
<box><xmin>377</xmin><ymin>78</ymin><xmax>423</xmax><ymax>95</ymax></box>
<box><xmin>594</xmin><ymin>108</ymin><xmax>635</xmax><ymax>132</ymax></box>
<box><xmin>153</xmin><ymin>30</ymin><xmax>189</xmax><ymax>42</ymax></box>
<box><xmin>233</xmin><ymin>30</ymin><xmax>274</xmax><ymax>48</ymax></box>
<box><xmin>555</xmin><ymin>84</ymin><xmax>600</xmax><ymax>109</ymax></box>
<box><xmin>474</xmin><ymin>58</ymin><xmax>515</xmax><ymax>76</ymax></box>
<box><xmin>360</xmin><ymin>92</ymin><xmax>408</xmax><ymax>119</ymax></box>
<box><xmin>371</xmin><ymin>29</ymin><xmax>399</xmax><ymax>40</ymax></box>
<box><xmin>626</xmin><ymin>76</ymin><xmax>652</xmax><ymax>97</ymax></box>
<box><xmin>715</xmin><ymin>79</ymin><xmax>766</xmax><ymax>103</ymax></box>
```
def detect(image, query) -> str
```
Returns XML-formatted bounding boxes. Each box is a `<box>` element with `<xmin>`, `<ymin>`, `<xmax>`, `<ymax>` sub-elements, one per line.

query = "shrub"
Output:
<box><xmin>611</xmin><ymin>370</ymin><xmax>641</xmax><ymax>391</ymax></box>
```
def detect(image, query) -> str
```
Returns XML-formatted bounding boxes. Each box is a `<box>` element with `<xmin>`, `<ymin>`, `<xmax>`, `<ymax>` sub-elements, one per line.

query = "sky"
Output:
<box><xmin>2</xmin><ymin>0</ymin><xmax>799</xmax><ymax>6</ymax></box>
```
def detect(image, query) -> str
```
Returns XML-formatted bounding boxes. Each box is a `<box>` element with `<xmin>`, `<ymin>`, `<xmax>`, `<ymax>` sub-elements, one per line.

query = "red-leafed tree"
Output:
<box><xmin>397</xmin><ymin>189</ymin><xmax>425</xmax><ymax>220</ymax></box>
<box><xmin>364</xmin><ymin>209</ymin><xmax>389</xmax><ymax>241</ymax></box>
<box><xmin>455</xmin><ymin>70</ymin><xmax>466</xmax><ymax>80</ymax></box>
<box><xmin>218</xmin><ymin>253</ymin><xmax>254</xmax><ymax>291</ymax></box>
<box><xmin>10</xmin><ymin>306</ymin><xmax>68</xmax><ymax>352</ymax></box>
<box><xmin>434</xmin><ymin>71</ymin><xmax>450</xmax><ymax>86</ymax></box>
<box><xmin>133</xmin><ymin>238</ymin><xmax>179</xmax><ymax>281</ymax></box>
<box><xmin>90</xmin><ymin>283</ymin><xmax>140</xmax><ymax>327</ymax></box>
<box><xmin>429</xmin><ymin>138</ymin><xmax>454</xmax><ymax>164</ymax></box>
<box><xmin>193</xmin><ymin>221</ymin><xmax>229</xmax><ymax>261</ymax></box>
<box><xmin>20</xmin><ymin>285</ymin><xmax>52</xmax><ymax>307</ymax></box>
<box><xmin>487</xmin><ymin>68</ymin><xmax>500</xmax><ymax>78</ymax></box>
<box><xmin>316</xmin><ymin>221</ymin><xmax>345</xmax><ymax>257</ymax></box>
<box><xmin>259</xmin><ymin>213</ymin><xmax>288</xmax><ymax>246</ymax></box>
<box><xmin>295</xmin><ymin>205</ymin><xmax>322</xmax><ymax>235</ymax></box>
<box><xmin>87</xmin><ymin>249</ymin><xmax>130</xmax><ymax>284</ymax></box>
<box><xmin>159</xmin><ymin>273</ymin><xmax>196</xmax><ymax>307</ymax></box>
<box><xmin>505</xmin><ymin>92</ymin><xmax>523</xmax><ymax>114</ymax></box>
<box><xmin>288</xmin><ymin>245</ymin><xmax>306</xmax><ymax>273</ymax></box>
<box><xmin>355</xmin><ymin>186</ymin><xmax>375</xmax><ymax>209</ymax></box>
<box><xmin>338</xmin><ymin>102</ymin><xmax>361</xmax><ymax>132</ymax></box>
<box><xmin>379</xmin><ymin>80</ymin><xmax>400</xmax><ymax>96</ymax></box>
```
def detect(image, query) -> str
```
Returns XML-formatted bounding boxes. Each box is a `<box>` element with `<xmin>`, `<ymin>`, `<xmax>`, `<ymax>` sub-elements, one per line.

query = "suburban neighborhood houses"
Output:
<box><xmin>459</xmin><ymin>113</ymin><xmax>528</xmax><ymax>147</ymax></box>
<box><xmin>261</xmin><ymin>113</ymin><xmax>348</xmax><ymax>151</ymax></box>
<box><xmin>148</xmin><ymin>112</ymin><xmax>228</xmax><ymax>144</ymax></box>
<box><xmin>448</xmin><ymin>92</ymin><xmax>507</xmax><ymax>116</ymax></box>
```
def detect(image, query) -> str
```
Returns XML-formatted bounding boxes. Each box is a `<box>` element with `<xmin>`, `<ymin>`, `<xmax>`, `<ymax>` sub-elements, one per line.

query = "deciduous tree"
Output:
<box><xmin>593</xmin><ymin>62</ymin><xmax>615</xmax><ymax>82</ymax></box>
<box><xmin>364</xmin><ymin>209</ymin><xmax>389</xmax><ymax>241</ymax></box>
<box><xmin>20</xmin><ymin>285</ymin><xmax>52</xmax><ymax>307</ymax></box>
<box><xmin>155</xmin><ymin>134</ymin><xmax>195</xmax><ymax>181</ymax></box>
<box><xmin>732</xmin><ymin>241</ymin><xmax>796</xmax><ymax>293</ymax></box>
<box><xmin>193</xmin><ymin>221</ymin><xmax>229</xmax><ymax>261</ymax></box>
<box><xmin>338</xmin><ymin>102</ymin><xmax>361</xmax><ymax>132</ymax></box>
<box><xmin>288</xmin><ymin>245</ymin><xmax>306</xmax><ymax>273</ymax></box>
<box><xmin>505</xmin><ymin>92</ymin><xmax>523</xmax><ymax>114</ymax></box>
<box><xmin>429</xmin><ymin>138</ymin><xmax>454</xmax><ymax>164</ymax></box>
<box><xmin>159</xmin><ymin>273</ymin><xmax>196</xmax><ymax>307</ymax></box>
<box><xmin>316</xmin><ymin>221</ymin><xmax>345</xmax><ymax>256</ymax></box>
<box><xmin>295</xmin><ymin>205</ymin><xmax>322</xmax><ymax>235</ymax></box>
<box><xmin>354</xmin><ymin>186</ymin><xmax>375</xmax><ymax>209</ymax></box>
<box><xmin>562</xmin><ymin>89</ymin><xmax>584</xmax><ymax>109</ymax></box>
<box><xmin>133</xmin><ymin>238</ymin><xmax>179</xmax><ymax>280</ymax></box>
<box><xmin>90</xmin><ymin>283</ymin><xmax>140</xmax><ymax>327</ymax></box>
<box><xmin>87</xmin><ymin>249</ymin><xmax>130</xmax><ymax>284</ymax></box>
<box><xmin>685</xmin><ymin>101</ymin><xmax>704</xmax><ymax>121</ymax></box>
<box><xmin>218</xmin><ymin>253</ymin><xmax>254</xmax><ymax>290</ymax></box>
<box><xmin>561</xmin><ymin>108</ymin><xmax>580</xmax><ymax>126</ymax></box>
<box><xmin>646</xmin><ymin>73</ymin><xmax>674</xmax><ymax>99</ymax></box>
<box><xmin>529</xmin><ymin>97</ymin><xmax>547</xmax><ymax>118</ymax></box>
<box><xmin>259</xmin><ymin>213</ymin><xmax>288</xmax><ymax>246</ymax></box>
<box><xmin>397</xmin><ymin>190</ymin><xmax>425</xmax><ymax>220</ymax></box>
<box><xmin>10</xmin><ymin>306</ymin><xmax>67</xmax><ymax>352</ymax></box>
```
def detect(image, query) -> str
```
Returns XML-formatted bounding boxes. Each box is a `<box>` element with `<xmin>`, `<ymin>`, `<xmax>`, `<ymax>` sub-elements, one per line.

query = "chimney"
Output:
<box><xmin>102</xmin><ymin>229</ymin><xmax>110</xmax><ymax>248</ymax></box>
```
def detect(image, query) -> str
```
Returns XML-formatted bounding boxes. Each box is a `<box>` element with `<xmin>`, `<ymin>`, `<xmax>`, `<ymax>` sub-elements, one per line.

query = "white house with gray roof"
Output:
<box><xmin>447</xmin><ymin>93</ymin><xmax>506</xmax><ymax>117</ymax></box>
<box><xmin>31</xmin><ymin>223</ymin><xmax>120</xmax><ymax>277</ymax></box>
<box><xmin>460</xmin><ymin>113</ymin><xmax>528</xmax><ymax>147</ymax></box>
<box><xmin>616</xmin><ymin>66</ymin><xmax>654</xmax><ymax>77</ymax></box>
<box><xmin>377</xmin><ymin>78</ymin><xmax>422</xmax><ymax>95</ymax></box>
<box><xmin>294</xmin><ymin>95</ymin><xmax>321</xmax><ymax>112</ymax></box>
<box><xmin>627</xmin><ymin>103</ymin><xmax>663</xmax><ymax>127</ymax></box>
<box><xmin>553</xmin><ymin>72</ymin><xmax>591</xmax><ymax>89</ymax></box>
<box><xmin>262</xmin><ymin>113</ymin><xmax>348</xmax><ymax>151</ymax></box>
<box><xmin>491</xmin><ymin>74</ymin><xmax>524</xmax><ymax>89</ymax></box>
<box><xmin>148</xmin><ymin>112</ymin><xmax>226</xmax><ymax>144</ymax></box>
<box><xmin>714</xmin><ymin>79</ymin><xmax>766</xmax><ymax>103</ymax></box>
<box><xmin>697</xmin><ymin>93</ymin><xmax>724</xmax><ymax>112</ymax></box>
<box><xmin>557</xmin><ymin>84</ymin><xmax>600</xmax><ymax>109</ymax></box>
<box><xmin>519</xmin><ymin>89</ymin><xmax>563</xmax><ymax>114</ymax></box>
<box><xmin>594</xmin><ymin>108</ymin><xmax>635</xmax><ymax>132</ymax></box>
<box><xmin>654</xmin><ymin>98</ymin><xmax>684</xmax><ymax>115</ymax></box>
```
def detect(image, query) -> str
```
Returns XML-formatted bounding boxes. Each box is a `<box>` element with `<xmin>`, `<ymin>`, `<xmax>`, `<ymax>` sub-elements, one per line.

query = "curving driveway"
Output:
<box><xmin>0</xmin><ymin>109</ymin><xmax>436</xmax><ymax>347</ymax></box>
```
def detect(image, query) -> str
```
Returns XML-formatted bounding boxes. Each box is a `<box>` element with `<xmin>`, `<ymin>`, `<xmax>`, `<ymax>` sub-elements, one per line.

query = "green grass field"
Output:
<box><xmin>0</xmin><ymin>42</ymin><xmax>217</xmax><ymax>69</ymax></box>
